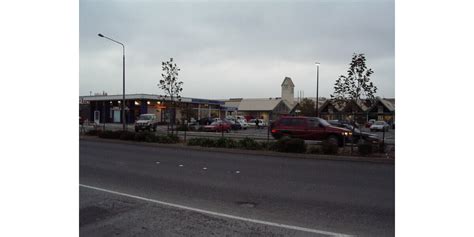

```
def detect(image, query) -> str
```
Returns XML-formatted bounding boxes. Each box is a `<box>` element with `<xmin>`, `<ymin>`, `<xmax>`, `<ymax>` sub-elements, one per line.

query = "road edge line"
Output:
<box><xmin>79</xmin><ymin>183</ymin><xmax>353</xmax><ymax>237</ymax></box>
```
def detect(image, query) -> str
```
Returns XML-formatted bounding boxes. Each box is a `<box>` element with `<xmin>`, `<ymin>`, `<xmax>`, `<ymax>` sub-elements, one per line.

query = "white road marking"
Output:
<box><xmin>79</xmin><ymin>184</ymin><xmax>352</xmax><ymax>236</ymax></box>
<box><xmin>235</xmin><ymin>170</ymin><xmax>240</xmax><ymax>174</ymax></box>
<box><xmin>155</xmin><ymin>162</ymin><xmax>160</xmax><ymax>164</ymax></box>
<box><xmin>202</xmin><ymin>167</ymin><xmax>207</xmax><ymax>170</ymax></box>
<box><xmin>179</xmin><ymin>164</ymin><xmax>183</xmax><ymax>167</ymax></box>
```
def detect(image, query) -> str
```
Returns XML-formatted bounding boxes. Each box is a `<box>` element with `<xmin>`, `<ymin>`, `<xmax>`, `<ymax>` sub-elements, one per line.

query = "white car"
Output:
<box><xmin>370</xmin><ymin>121</ymin><xmax>390</xmax><ymax>132</ymax></box>
<box><xmin>248</xmin><ymin>119</ymin><xmax>267</xmax><ymax>128</ymax></box>
<box><xmin>237</xmin><ymin>119</ymin><xmax>249</xmax><ymax>129</ymax></box>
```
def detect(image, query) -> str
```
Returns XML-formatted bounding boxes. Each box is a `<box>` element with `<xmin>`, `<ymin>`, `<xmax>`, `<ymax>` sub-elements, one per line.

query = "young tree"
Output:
<box><xmin>331</xmin><ymin>53</ymin><xmax>377</xmax><ymax>121</ymax></box>
<box><xmin>299</xmin><ymin>98</ymin><xmax>316</xmax><ymax>116</ymax></box>
<box><xmin>158</xmin><ymin>58</ymin><xmax>183</xmax><ymax>134</ymax></box>
<box><xmin>332</xmin><ymin>54</ymin><xmax>377</xmax><ymax>102</ymax></box>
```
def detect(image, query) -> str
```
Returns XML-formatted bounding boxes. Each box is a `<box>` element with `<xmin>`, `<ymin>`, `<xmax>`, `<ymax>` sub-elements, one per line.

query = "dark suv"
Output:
<box><xmin>271</xmin><ymin>116</ymin><xmax>352</xmax><ymax>146</ymax></box>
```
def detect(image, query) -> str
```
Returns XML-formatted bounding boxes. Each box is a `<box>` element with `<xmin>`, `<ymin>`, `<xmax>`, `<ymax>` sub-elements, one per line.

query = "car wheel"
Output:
<box><xmin>135</xmin><ymin>128</ymin><xmax>139</xmax><ymax>132</ymax></box>
<box><xmin>153</xmin><ymin>126</ymin><xmax>157</xmax><ymax>132</ymax></box>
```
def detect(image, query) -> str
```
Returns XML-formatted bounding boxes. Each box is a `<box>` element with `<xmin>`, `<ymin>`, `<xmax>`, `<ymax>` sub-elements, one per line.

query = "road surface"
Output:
<box><xmin>80</xmin><ymin>139</ymin><xmax>394</xmax><ymax>236</ymax></box>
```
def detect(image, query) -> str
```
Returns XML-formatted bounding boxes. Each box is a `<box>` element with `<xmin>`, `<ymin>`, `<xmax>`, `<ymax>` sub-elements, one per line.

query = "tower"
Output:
<box><xmin>281</xmin><ymin>77</ymin><xmax>295</xmax><ymax>105</ymax></box>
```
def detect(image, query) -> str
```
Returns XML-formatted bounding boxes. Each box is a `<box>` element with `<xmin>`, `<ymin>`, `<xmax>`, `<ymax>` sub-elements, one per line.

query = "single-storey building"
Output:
<box><xmin>80</xmin><ymin>94</ymin><xmax>225</xmax><ymax>124</ymax></box>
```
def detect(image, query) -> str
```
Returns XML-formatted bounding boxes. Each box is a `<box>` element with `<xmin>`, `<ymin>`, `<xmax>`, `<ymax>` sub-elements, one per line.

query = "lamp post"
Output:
<box><xmin>98</xmin><ymin>33</ymin><xmax>126</xmax><ymax>131</ymax></box>
<box><xmin>315</xmin><ymin>62</ymin><xmax>320</xmax><ymax>117</ymax></box>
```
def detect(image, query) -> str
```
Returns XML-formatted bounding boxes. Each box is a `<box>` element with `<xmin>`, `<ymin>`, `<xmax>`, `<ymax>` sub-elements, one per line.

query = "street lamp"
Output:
<box><xmin>98</xmin><ymin>33</ymin><xmax>126</xmax><ymax>131</ymax></box>
<box><xmin>315</xmin><ymin>62</ymin><xmax>320</xmax><ymax>117</ymax></box>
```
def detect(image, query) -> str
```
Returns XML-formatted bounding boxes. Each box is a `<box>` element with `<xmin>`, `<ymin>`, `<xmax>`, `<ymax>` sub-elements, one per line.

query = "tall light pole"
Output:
<box><xmin>98</xmin><ymin>33</ymin><xmax>126</xmax><ymax>131</ymax></box>
<box><xmin>315</xmin><ymin>62</ymin><xmax>320</xmax><ymax>117</ymax></box>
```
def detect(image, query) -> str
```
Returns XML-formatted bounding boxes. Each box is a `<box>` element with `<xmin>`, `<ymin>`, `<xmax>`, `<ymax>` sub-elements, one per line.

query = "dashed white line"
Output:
<box><xmin>235</xmin><ymin>170</ymin><xmax>240</xmax><ymax>174</ymax></box>
<box><xmin>79</xmin><ymin>184</ymin><xmax>352</xmax><ymax>236</ymax></box>
<box><xmin>202</xmin><ymin>167</ymin><xmax>207</xmax><ymax>170</ymax></box>
<box><xmin>178</xmin><ymin>164</ymin><xmax>184</xmax><ymax>167</ymax></box>
<box><xmin>155</xmin><ymin>162</ymin><xmax>160</xmax><ymax>164</ymax></box>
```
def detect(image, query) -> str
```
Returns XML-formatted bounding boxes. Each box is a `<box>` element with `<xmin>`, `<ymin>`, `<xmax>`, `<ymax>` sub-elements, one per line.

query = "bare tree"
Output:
<box><xmin>331</xmin><ymin>53</ymin><xmax>377</xmax><ymax>122</ymax></box>
<box><xmin>158</xmin><ymin>58</ymin><xmax>183</xmax><ymax>135</ymax></box>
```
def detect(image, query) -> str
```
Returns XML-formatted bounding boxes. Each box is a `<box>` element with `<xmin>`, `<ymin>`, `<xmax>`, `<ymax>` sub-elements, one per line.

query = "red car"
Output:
<box><xmin>203</xmin><ymin>121</ymin><xmax>231</xmax><ymax>132</ymax></box>
<box><xmin>271</xmin><ymin>116</ymin><xmax>352</xmax><ymax>146</ymax></box>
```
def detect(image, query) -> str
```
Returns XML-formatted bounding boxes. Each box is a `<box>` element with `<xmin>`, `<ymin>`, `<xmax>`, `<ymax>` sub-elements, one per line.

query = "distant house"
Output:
<box><xmin>222</xmin><ymin>77</ymin><xmax>299</xmax><ymax>122</ymax></box>
<box><xmin>318</xmin><ymin>97</ymin><xmax>395</xmax><ymax>123</ymax></box>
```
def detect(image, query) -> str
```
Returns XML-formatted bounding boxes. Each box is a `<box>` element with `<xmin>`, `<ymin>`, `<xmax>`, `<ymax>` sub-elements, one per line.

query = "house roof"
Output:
<box><xmin>238</xmin><ymin>98</ymin><xmax>288</xmax><ymax>111</ymax></box>
<box><xmin>379</xmin><ymin>98</ymin><xmax>395</xmax><ymax>111</ymax></box>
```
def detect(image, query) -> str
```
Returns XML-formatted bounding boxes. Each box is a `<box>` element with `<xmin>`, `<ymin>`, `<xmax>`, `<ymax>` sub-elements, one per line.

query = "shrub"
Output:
<box><xmin>307</xmin><ymin>146</ymin><xmax>321</xmax><ymax>154</ymax></box>
<box><xmin>199</xmin><ymin>138</ymin><xmax>216</xmax><ymax>147</ymax></box>
<box><xmin>273</xmin><ymin>137</ymin><xmax>306</xmax><ymax>153</ymax></box>
<box><xmin>155</xmin><ymin>134</ymin><xmax>179</xmax><ymax>144</ymax></box>
<box><xmin>98</xmin><ymin>130</ymin><xmax>122</xmax><ymax>139</ymax></box>
<box><xmin>357</xmin><ymin>143</ymin><xmax>373</xmax><ymax>156</ymax></box>
<box><xmin>215</xmin><ymin>137</ymin><xmax>237</xmax><ymax>148</ymax></box>
<box><xmin>167</xmin><ymin>134</ymin><xmax>180</xmax><ymax>143</ymax></box>
<box><xmin>260</xmin><ymin>141</ymin><xmax>276</xmax><ymax>150</ymax></box>
<box><xmin>119</xmin><ymin>131</ymin><xmax>136</xmax><ymax>141</ymax></box>
<box><xmin>321</xmin><ymin>140</ymin><xmax>339</xmax><ymax>154</ymax></box>
<box><xmin>238</xmin><ymin>137</ymin><xmax>261</xmax><ymax>150</ymax></box>
<box><xmin>85</xmin><ymin>129</ymin><xmax>100</xmax><ymax>136</ymax></box>
<box><xmin>134</xmin><ymin>132</ymin><xmax>147</xmax><ymax>142</ymax></box>
<box><xmin>187</xmin><ymin>138</ymin><xmax>204</xmax><ymax>146</ymax></box>
<box><xmin>133</xmin><ymin>132</ymin><xmax>156</xmax><ymax>142</ymax></box>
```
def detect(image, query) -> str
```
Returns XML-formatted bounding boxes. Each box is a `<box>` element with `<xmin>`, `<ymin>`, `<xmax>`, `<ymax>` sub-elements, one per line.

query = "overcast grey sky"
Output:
<box><xmin>80</xmin><ymin>0</ymin><xmax>394</xmax><ymax>99</ymax></box>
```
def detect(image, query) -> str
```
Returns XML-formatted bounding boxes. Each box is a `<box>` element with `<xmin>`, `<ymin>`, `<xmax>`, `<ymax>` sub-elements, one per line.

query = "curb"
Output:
<box><xmin>79</xmin><ymin>136</ymin><xmax>394</xmax><ymax>164</ymax></box>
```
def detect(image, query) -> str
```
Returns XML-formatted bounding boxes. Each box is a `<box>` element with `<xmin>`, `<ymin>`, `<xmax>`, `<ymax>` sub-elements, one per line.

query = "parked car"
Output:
<box><xmin>223</xmin><ymin>119</ymin><xmax>242</xmax><ymax>130</ymax></box>
<box><xmin>328</xmin><ymin>120</ymin><xmax>380</xmax><ymax>144</ymax></box>
<box><xmin>271</xmin><ymin>116</ymin><xmax>352</xmax><ymax>146</ymax></box>
<box><xmin>366</xmin><ymin>119</ymin><xmax>376</xmax><ymax>128</ymax></box>
<box><xmin>370</xmin><ymin>121</ymin><xmax>390</xmax><ymax>132</ymax></box>
<box><xmin>203</xmin><ymin>121</ymin><xmax>231</xmax><ymax>132</ymax></box>
<box><xmin>198</xmin><ymin>117</ymin><xmax>214</xmax><ymax>125</ymax></box>
<box><xmin>135</xmin><ymin>114</ymin><xmax>159</xmax><ymax>132</ymax></box>
<box><xmin>237</xmin><ymin>119</ymin><xmax>249</xmax><ymax>129</ymax></box>
<box><xmin>248</xmin><ymin>119</ymin><xmax>267</xmax><ymax>128</ymax></box>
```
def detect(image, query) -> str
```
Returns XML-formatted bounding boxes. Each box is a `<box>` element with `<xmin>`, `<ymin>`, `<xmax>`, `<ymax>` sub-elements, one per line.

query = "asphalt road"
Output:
<box><xmin>80</xmin><ymin>139</ymin><xmax>394</xmax><ymax>236</ymax></box>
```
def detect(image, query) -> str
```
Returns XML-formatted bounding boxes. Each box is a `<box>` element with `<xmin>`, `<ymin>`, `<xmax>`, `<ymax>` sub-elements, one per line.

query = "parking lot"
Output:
<box><xmin>81</xmin><ymin>123</ymin><xmax>395</xmax><ymax>145</ymax></box>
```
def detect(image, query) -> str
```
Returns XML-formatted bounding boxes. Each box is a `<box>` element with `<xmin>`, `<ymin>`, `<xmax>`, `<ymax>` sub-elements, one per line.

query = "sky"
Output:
<box><xmin>80</xmin><ymin>0</ymin><xmax>394</xmax><ymax>99</ymax></box>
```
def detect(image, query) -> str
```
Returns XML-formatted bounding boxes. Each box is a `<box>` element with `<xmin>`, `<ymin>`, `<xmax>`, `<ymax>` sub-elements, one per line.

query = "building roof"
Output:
<box><xmin>281</xmin><ymin>77</ymin><xmax>295</xmax><ymax>87</ymax></box>
<box><xmin>238</xmin><ymin>98</ymin><xmax>287</xmax><ymax>111</ymax></box>
<box><xmin>80</xmin><ymin>93</ymin><xmax>224</xmax><ymax>105</ymax></box>
<box><xmin>379</xmin><ymin>97</ymin><xmax>395</xmax><ymax>111</ymax></box>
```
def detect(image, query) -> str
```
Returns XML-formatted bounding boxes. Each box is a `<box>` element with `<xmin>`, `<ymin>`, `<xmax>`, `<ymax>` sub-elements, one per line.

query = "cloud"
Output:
<box><xmin>80</xmin><ymin>0</ymin><xmax>394</xmax><ymax>98</ymax></box>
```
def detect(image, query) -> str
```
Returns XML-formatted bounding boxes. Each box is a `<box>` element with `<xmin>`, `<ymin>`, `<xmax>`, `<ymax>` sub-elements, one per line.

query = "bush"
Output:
<box><xmin>215</xmin><ymin>137</ymin><xmax>237</xmax><ymax>148</ymax></box>
<box><xmin>307</xmin><ymin>146</ymin><xmax>321</xmax><ymax>154</ymax></box>
<box><xmin>260</xmin><ymin>141</ymin><xmax>277</xmax><ymax>150</ymax></box>
<box><xmin>134</xmin><ymin>132</ymin><xmax>147</xmax><ymax>142</ymax></box>
<box><xmin>321</xmin><ymin>140</ymin><xmax>339</xmax><ymax>154</ymax></box>
<box><xmin>187</xmin><ymin>138</ymin><xmax>204</xmax><ymax>146</ymax></box>
<box><xmin>273</xmin><ymin>137</ymin><xmax>306</xmax><ymax>153</ymax></box>
<box><xmin>238</xmin><ymin>137</ymin><xmax>261</xmax><ymax>150</ymax></box>
<box><xmin>85</xmin><ymin>129</ymin><xmax>100</xmax><ymax>136</ymax></box>
<box><xmin>119</xmin><ymin>131</ymin><xmax>136</xmax><ymax>141</ymax></box>
<box><xmin>156</xmin><ymin>134</ymin><xmax>180</xmax><ymax>144</ymax></box>
<box><xmin>133</xmin><ymin>132</ymin><xmax>156</xmax><ymax>142</ymax></box>
<box><xmin>98</xmin><ymin>130</ymin><xmax>122</xmax><ymax>139</ymax></box>
<box><xmin>199</xmin><ymin>138</ymin><xmax>216</xmax><ymax>147</ymax></box>
<box><xmin>357</xmin><ymin>143</ymin><xmax>373</xmax><ymax>156</ymax></box>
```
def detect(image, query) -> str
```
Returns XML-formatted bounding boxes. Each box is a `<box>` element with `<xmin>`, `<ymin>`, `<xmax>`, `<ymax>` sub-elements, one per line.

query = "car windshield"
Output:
<box><xmin>317</xmin><ymin>118</ymin><xmax>331</xmax><ymax>127</ymax></box>
<box><xmin>138</xmin><ymin>115</ymin><xmax>153</xmax><ymax>120</ymax></box>
<box><xmin>375</xmin><ymin>121</ymin><xmax>385</xmax><ymax>125</ymax></box>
